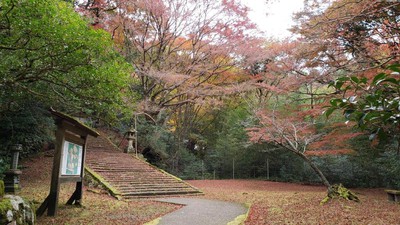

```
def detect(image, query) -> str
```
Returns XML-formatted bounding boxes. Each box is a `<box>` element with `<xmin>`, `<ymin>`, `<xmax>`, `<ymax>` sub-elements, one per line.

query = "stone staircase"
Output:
<box><xmin>85</xmin><ymin>134</ymin><xmax>201</xmax><ymax>199</ymax></box>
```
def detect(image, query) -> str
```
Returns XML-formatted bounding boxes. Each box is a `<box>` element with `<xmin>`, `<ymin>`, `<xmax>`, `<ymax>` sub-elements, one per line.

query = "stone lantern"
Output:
<box><xmin>124</xmin><ymin>126</ymin><xmax>136</xmax><ymax>154</ymax></box>
<box><xmin>4</xmin><ymin>144</ymin><xmax>23</xmax><ymax>193</ymax></box>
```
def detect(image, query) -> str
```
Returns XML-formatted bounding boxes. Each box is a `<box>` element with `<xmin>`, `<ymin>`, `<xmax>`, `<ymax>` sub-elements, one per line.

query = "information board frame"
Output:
<box><xmin>36</xmin><ymin>109</ymin><xmax>99</xmax><ymax>217</ymax></box>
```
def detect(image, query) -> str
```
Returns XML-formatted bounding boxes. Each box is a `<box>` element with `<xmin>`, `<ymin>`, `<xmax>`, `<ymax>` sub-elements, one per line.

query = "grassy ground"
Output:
<box><xmin>19</xmin><ymin>152</ymin><xmax>400</xmax><ymax>224</ymax></box>
<box><xmin>188</xmin><ymin>180</ymin><xmax>400</xmax><ymax>225</ymax></box>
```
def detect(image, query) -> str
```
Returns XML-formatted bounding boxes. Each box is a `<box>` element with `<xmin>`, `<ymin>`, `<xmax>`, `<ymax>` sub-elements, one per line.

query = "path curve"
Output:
<box><xmin>152</xmin><ymin>198</ymin><xmax>248</xmax><ymax>225</ymax></box>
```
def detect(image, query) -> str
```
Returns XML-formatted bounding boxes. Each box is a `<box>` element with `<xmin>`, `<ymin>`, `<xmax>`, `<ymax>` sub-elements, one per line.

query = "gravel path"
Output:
<box><xmin>153</xmin><ymin>198</ymin><xmax>248</xmax><ymax>225</ymax></box>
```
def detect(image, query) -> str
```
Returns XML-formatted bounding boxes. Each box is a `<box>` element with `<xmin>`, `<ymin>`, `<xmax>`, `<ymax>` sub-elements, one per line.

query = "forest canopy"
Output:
<box><xmin>0</xmin><ymin>0</ymin><xmax>132</xmax><ymax>159</ymax></box>
<box><xmin>0</xmin><ymin>0</ymin><xmax>132</xmax><ymax>120</ymax></box>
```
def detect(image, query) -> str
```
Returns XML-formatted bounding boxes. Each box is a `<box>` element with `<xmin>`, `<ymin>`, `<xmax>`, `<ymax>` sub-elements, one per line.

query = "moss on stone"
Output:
<box><xmin>226</xmin><ymin>203</ymin><xmax>251</xmax><ymax>225</ymax></box>
<box><xmin>0</xmin><ymin>195</ymin><xmax>35</xmax><ymax>225</ymax></box>
<box><xmin>321</xmin><ymin>183</ymin><xmax>359</xmax><ymax>205</ymax></box>
<box><xmin>143</xmin><ymin>217</ymin><xmax>161</xmax><ymax>225</ymax></box>
<box><xmin>0</xmin><ymin>198</ymin><xmax>12</xmax><ymax>224</ymax></box>
<box><xmin>24</xmin><ymin>197</ymin><xmax>36</xmax><ymax>225</ymax></box>
<box><xmin>84</xmin><ymin>167</ymin><xmax>122</xmax><ymax>199</ymax></box>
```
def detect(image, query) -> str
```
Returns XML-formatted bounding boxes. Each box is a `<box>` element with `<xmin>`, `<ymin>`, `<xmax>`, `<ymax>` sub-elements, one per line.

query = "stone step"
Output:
<box><xmin>97</xmin><ymin>174</ymin><xmax>172</xmax><ymax>178</ymax></box>
<box><xmin>101</xmin><ymin>180</ymin><xmax>179</xmax><ymax>184</ymax></box>
<box><xmin>93</xmin><ymin>173</ymin><xmax>173</xmax><ymax>178</ymax></box>
<box><xmin>88</xmin><ymin>164</ymin><xmax>150</xmax><ymax>167</ymax></box>
<box><xmin>85</xmin><ymin>133</ymin><xmax>201</xmax><ymax>199</ymax></box>
<box><xmin>101</xmin><ymin>179</ymin><xmax>178</xmax><ymax>183</ymax></box>
<box><xmin>90</xmin><ymin>166</ymin><xmax>160</xmax><ymax>170</ymax></box>
<box><xmin>89</xmin><ymin>169</ymin><xmax>156</xmax><ymax>173</ymax></box>
<box><xmin>91</xmin><ymin>166</ymin><xmax>159</xmax><ymax>170</ymax></box>
<box><xmin>122</xmin><ymin>189</ymin><xmax>201</xmax><ymax>197</ymax></box>
<box><xmin>114</xmin><ymin>183</ymin><xmax>189</xmax><ymax>188</ymax></box>
<box><xmin>117</xmin><ymin>186</ymin><xmax>195</xmax><ymax>191</ymax></box>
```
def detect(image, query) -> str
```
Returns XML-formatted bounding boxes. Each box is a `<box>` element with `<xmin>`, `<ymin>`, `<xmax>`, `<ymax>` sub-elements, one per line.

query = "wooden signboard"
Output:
<box><xmin>36</xmin><ymin>109</ymin><xmax>99</xmax><ymax>217</ymax></box>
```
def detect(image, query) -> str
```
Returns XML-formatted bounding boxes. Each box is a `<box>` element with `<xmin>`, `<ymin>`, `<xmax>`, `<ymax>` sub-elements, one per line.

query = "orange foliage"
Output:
<box><xmin>308</xmin><ymin>123</ymin><xmax>364</xmax><ymax>155</ymax></box>
<box><xmin>305</xmin><ymin>149</ymin><xmax>355</xmax><ymax>156</ymax></box>
<box><xmin>292</xmin><ymin>0</ymin><xmax>400</xmax><ymax>82</ymax></box>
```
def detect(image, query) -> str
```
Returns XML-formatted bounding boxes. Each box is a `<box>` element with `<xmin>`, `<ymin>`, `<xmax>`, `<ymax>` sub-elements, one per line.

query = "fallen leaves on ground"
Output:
<box><xmin>188</xmin><ymin>180</ymin><xmax>400</xmax><ymax>225</ymax></box>
<box><xmin>19</xmin><ymin>152</ymin><xmax>400</xmax><ymax>225</ymax></box>
<box><xmin>19</xmin><ymin>152</ymin><xmax>180</xmax><ymax>225</ymax></box>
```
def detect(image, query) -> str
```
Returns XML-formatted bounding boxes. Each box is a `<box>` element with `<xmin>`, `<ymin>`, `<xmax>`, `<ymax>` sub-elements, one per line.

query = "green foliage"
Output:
<box><xmin>0</xmin><ymin>101</ymin><xmax>55</xmax><ymax>156</ymax></box>
<box><xmin>206</xmin><ymin>130</ymin><xmax>399</xmax><ymax>189</ymax></box>
<box><xmin>308</xmin><ymin>135</ymin><xmax>400</xmax><ymax>189</ymax></box>
<box><xmin>0</xmin><ymin>158</ymin><xmax>10</xmax><ymax>180</ymax></box>
<box><xmin>136</xmin><ymin>118</ymin><xmax>172</xmax><ymax>166</ymax></box>
<box><xmin>323</xmin><ymin>68</ymin><xmax>400</xmax><ymax>188</ymax></box>
<box><xmin>204</xmin><ymin>104</ymin><xmax>253</xmax><ymax>178</ymax></box>
<box><xmin>376</xmin><ymin>152</ymin><xmax>400</xmax><ymax>189</ymax></box>
<box><xmin>0</xmin><ymin>0</ymin><xmax>133</xmax><ymax>123</ymax></box>
<box><xmin>311</xmin><ymin>156</ymin><xmax>354</xmax><ymax>184</ymax></box>
<box><xmin>327</xmin><ymin>65</ymin><xmax>400</xmax><ymax>139</ymax></box>
<box><xmin>179</xmin><ymin>151</ymin><xmax>205</xmax><ymax>180</ymax></box>
<box><xmin>144</xmin><ymin>93</ymin><xmax>400</xmax><ymax>189</ymax></box>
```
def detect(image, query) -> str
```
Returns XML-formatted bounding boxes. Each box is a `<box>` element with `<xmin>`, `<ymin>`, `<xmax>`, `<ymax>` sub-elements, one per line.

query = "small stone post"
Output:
<box><xmin>4</xmin><ymin>144</ymin><xmax>22</xmax><ymax>193</ymax></box>
<box><xmin>0</xmin><ymin>180</ymin><xmax>5</xmax><ymax>197</ymax></box>
<box><xmin>124</xmin><ymin>127</ymin><xmax>136</xmax><ymax>154</ymax></box>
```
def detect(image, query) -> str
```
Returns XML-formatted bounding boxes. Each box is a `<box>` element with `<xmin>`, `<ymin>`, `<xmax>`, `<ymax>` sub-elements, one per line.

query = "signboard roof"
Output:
<box><xmin>50</xmin><ymin>108</ymin><xmax>99</xmax><ymax>137</ymax></box>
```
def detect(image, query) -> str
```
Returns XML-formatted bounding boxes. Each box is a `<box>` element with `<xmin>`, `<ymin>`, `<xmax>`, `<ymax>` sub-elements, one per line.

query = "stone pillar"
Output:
<box><xmin>4</xmin><ymin>144</ymin><xmax>22</xmax><ymax>193</ymax></box>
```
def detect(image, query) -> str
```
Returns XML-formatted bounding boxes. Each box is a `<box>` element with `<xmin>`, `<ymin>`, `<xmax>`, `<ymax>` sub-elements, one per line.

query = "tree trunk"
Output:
<box><xmin>280</xmin><ymin>145</ymin><xmax>359</xmax><ymax>203</ymax></box>
<box><xmin>292</xmin><ymin>149</ymin><xmax>331</xmax><ymax>187</ymax></box>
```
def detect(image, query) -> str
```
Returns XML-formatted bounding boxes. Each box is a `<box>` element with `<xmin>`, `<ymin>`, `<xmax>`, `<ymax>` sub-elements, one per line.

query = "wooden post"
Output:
<box><xmin>232</xmin><ymin>158</ymin><xmax>235</xmax><ymax>180</ymax></box>
<box><xmin>201</xmin><ymin>160</ymin><xmax>204</xmax><ymax>180</ymax></box>
<box><xmin>47</xmin><ymin>124</ymin><xmax>65</xmax><ymax>216</ymax></box>
<box><xmin>66</xmin><ymin>134</ymin><xmax>88</xmax><ymax>206</ymax></box>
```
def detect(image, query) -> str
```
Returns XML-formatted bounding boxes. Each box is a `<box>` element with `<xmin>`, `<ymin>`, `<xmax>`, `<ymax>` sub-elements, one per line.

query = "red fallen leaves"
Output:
<box><xmin>188</xmin><ymin>180</ymin><xmax>400</xmax><ymax>225</ymax></box>
<box><xmin>20</xmin><ymin>153</ymin><xmax>400</xmax><ymax>225</ymax></box>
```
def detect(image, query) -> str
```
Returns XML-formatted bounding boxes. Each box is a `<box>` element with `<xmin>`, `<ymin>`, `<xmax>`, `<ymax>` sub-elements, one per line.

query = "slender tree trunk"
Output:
<box><xmin>281</xmin><ymin>145</ymin><xmax>359</xmax><ymax>203</ymax></box>
<box><xmin>291</xmin><ymin>149</ymin><xmax>331</xmax><ymax>187</ymax></box>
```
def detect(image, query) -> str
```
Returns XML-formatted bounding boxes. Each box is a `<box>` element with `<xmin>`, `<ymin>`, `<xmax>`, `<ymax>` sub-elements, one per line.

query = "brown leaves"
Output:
<box><xmin>189</xmin><ymin>180</ymin><xmax>400</xmax><ymax>225</ymax></box>
<box><xmin>19</xmin><ymin>153</ymin><xmax>180</xmax><ymax>225</ymax></box>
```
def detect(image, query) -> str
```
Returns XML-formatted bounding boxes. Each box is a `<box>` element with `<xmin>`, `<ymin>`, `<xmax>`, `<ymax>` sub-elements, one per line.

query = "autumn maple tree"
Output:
<box><xmin>292</xmin><ymin>0</ymin><xmax>400</xmax><ymax>141</ymax></box>
<box><xmin>78</xmin><ymin>0</ymin><xmax>264</xmax><ymax>116</ymax></box>
<box><xmin>293</xmin><ymin>0</ymin><xmax>400</xmax><ymax>71</ymax></box>
<box><xmin>248</xmin><ymin>108</ymin><xmax>331</xmax><ymax>185</ymax></box>
<box><xmin>244</xmin><ymin>0</ymin><xmax>396</xmax><ymax>202</ymax></box>
<box><xmin>75</xmin><ymin>0</ymin><xmax>267</xmax><ymax>165</ymax></box>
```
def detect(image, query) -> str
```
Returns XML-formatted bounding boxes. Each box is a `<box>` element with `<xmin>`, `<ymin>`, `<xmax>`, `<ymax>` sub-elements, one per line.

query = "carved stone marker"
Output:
<box><xmin>124</xmin><ymin>126</ymin><xmax>136</xmax><ymax>153</ymax></box>
<box><xmin>4</xmin><ymin>144</ymin><xmax>22</xmax><ymax>193</ymax></box>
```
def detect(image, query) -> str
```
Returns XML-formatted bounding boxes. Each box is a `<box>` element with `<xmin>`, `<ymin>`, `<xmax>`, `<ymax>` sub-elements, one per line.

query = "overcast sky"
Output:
<box><xmin>240</xmin><ymin>0</ymin><xmax>304</xmax><ymax>38</ymax></box>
